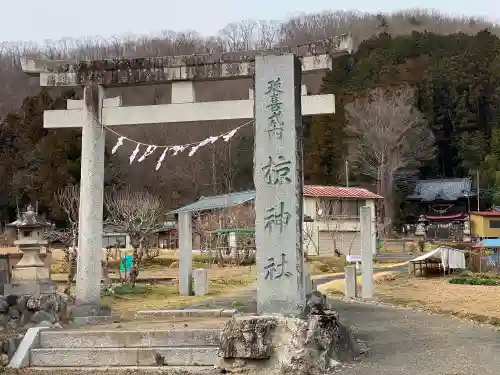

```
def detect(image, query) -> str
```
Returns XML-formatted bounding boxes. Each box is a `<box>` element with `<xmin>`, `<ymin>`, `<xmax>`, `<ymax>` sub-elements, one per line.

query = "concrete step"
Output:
<box><xmin>39</xmin><ymin>329</ymin><xmax>221</xmax><ymax>348</ymax></box>
<box><xmin>29</xmin><ymin>366</ymin><xmax>215</xmax><ymax>374</ymax></box>
<box><xmin>30</xmin><ymin>347</ymin><xmax>218</xmax><ymax>367</ymax></box>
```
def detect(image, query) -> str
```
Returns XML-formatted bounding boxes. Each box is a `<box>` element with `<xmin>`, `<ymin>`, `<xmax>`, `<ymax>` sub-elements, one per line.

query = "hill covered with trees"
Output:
<box><xmin>0</xmin><ymin>8</ymin><xmax>499</xmax><ymax>225</ymax></box>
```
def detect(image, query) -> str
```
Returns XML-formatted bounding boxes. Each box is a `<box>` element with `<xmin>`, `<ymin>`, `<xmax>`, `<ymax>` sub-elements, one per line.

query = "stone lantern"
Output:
<box><xmin>4</xmin><ymin>205</ymin><xmax>56</xmax><ymax>295</ymax></box>
<box><xmin>415</xmin><ymin>215</ymin><xmax>427</xmax><ymax>237</ymax></box>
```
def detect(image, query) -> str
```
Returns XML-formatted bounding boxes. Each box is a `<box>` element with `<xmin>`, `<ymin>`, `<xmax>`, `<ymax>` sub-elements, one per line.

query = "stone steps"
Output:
<box><xmin>29</xmin><ymin>366</ymin><xmax>215</xmax><ymax>374</ymax></box>
<box><xmin>39</xmin><ymin>329</ymin><xmax>221</xmax><ymax>348</ymax></box>
<box><xmin>26</xmin><ymin>328</ymin><xmax>221</xmax><ymax>368</ymax></box>
<box><xmin>30</xmin><ymin>347</ymin><xmax>218</xmax><ymax>367</ymax></box>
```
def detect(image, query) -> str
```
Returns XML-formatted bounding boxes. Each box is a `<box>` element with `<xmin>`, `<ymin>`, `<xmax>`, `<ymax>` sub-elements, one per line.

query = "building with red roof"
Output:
<box><xmin>170</xmin><ymin>185</ymin><xmax>382</xmax><ymax>256</ymax></box>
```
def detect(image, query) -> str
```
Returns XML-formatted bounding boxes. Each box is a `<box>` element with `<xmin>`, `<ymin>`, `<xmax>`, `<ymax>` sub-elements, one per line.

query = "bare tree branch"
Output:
<box><xmin>104</xmin><ymin>187</ymin><xmax>163</xmax><ymax>285</ymax></box>
<box><xmin>46</xmin><ymin>185</ymin><xmax>80</xmax><ymax>294</ymax></box>
<box><xmin>345</xmin><ymin>86</ymin><xmax>436</xmax><ymax>233</ymax></box>
<box><xmin>192</xmin><ymin>203</ymin><xmax>255</xmax><ymax>265</ymax></box>
<box><xmin>314</xmin><ymin>197</ymin><xmax>360</xmax><ymax>256</ymax></box>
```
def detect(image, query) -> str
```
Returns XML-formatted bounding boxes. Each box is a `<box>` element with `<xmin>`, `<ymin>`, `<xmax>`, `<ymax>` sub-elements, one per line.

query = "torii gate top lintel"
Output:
<box><xmin>21</xmin><ymin>34</ymin><xmax>353</xmax><ymax>87</ymax></box>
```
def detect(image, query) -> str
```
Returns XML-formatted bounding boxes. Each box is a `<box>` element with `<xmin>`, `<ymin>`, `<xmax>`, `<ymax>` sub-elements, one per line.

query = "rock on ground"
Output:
<box><xmin>217</xmin><ymin>291</ymin><xmax>361</xmax><ymax>375</ymax></box>
<box><xmin>0</xmin><ymin>293</ymin><xmax>70</xmax><ymax>368</ymax></box>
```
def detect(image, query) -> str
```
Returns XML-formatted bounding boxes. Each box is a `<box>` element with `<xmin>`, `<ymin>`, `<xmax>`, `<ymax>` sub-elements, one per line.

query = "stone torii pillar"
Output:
<box><xmin>20</xmin><ymin>35</ymin><xmax>353</xmax><ymax>305</ymax></box>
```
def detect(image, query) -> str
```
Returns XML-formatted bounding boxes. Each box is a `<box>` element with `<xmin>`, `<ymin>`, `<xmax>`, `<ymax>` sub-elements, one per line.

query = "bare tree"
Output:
<box><xmin>192</xmin><ymin>202</ymin><xmax>255</xmax><ymax>266</ymax></box>
<box><xmin>345</xmin><ymin>87</ymin><xmax>436</xmax><ymax>234</ymax></box>
<box><xmin>302</xmin><ymin>218</ymin><xmax>318</xmax><ymax>255</ymax></box>
<box><xmin>46</xmin><ymin>185</ymin><xmax>80</xmax><ymax>294</ymax></box>
<box><xmin>314</xmin><ymin>197</ymin><xmax>360</xmax><ymax>256</ymax></box>
<box><xmin>104</xmin><ymin>188</ymin><xmax>163</xmax><ymax>285</ymax></box>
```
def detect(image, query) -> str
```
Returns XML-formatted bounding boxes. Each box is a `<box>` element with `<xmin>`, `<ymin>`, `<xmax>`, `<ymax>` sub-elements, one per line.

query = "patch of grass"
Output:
<box><xmin>105</xmin><ymin>284</ymin><xmax>154</xmax><ymax>296</ymax></box>
<box><xmin>102</xmin><ymin>270</ymin><xmax>255</xmax><ymax>315</ymax></box>
<box><xmin>309</xmin><ymin>255</ymin><xmax>346</xmax><ymax>275</ymax></box>
<box><xmin>449</xmin><ymin>277</ymin><xmax>500</xmax><ymax>286</ymax></box>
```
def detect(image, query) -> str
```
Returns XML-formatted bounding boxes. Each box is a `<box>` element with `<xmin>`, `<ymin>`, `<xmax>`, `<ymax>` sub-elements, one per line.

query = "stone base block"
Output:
<box><xmin>13</xmin><ymin>266</ymin><xmax>50</xmax><ymax>281</ymax></box>
<box><xmin>69</xmin><ymin>303</ymin><xmax>111</xmax><ymax>319</ymax></box>
<box><xmin>4</xmin><ymin>281</ymin><xmax>57</xmax><ymax>296</ymax></box>
<box><xmin>217</xmin><ymin>292</ymin><xmax>362</xmax><ymax>375</ymax></box>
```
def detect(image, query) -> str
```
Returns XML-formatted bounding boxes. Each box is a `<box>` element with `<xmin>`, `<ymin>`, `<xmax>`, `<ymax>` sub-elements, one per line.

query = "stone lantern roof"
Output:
<box><xmin>7</xmin><ymin>204</ymin><xmax>53</xmax><ymax>229</ymax></box>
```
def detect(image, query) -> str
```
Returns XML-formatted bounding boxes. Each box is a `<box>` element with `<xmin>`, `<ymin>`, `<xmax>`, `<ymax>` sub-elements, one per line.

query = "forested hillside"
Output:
<box><xmin>0</xmin><ymin>9</ymin><xmax>499</xmax><ymax>224</ymax></box>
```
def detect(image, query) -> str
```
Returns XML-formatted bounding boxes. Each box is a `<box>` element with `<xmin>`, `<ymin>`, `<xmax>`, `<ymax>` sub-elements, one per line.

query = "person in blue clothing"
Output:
<box><xmin>120</xmin><ymin>255</ymin><xmax>134</xmax><ymax>282</ymax></box>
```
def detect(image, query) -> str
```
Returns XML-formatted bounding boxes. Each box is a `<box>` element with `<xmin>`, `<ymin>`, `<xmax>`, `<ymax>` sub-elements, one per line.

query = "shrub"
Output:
<box><xmin>449</xmin><ymin>277</ymin><xmax>500</xmax><ymax>286</ymax></box>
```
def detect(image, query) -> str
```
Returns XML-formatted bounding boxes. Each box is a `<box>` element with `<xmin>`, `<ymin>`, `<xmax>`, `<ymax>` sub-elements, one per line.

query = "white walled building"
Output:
<box><xmin>170</xmin><ymin>186</ymin><xmax>382</xmax><ymax>257</ymax></box>
<box><xmin>302</xmin><ymin>186</ymin><xmax>381</xmax><ymax>256</ymax></box>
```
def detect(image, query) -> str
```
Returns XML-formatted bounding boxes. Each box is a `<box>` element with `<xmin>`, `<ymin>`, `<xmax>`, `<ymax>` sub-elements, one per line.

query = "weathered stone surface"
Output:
<box><xmin>0</xmin><ymin>299</ymin><xmax>9</xmax><ymax>314</ymax></box>
<box><xmin>30</xmin><ymin>311</ymin><xmax>56</xmax><ymax>324</ymax></box>
<box><xmin>69</xmin><ymin>302</ymin><xmax>111</xmax><ymax>318</ymax></box>
<box><xmin>254</xmin><ymin>53</ymin><xmax>306</xmax><ymax>317</ymax></box>
<box><xmin>0</xmin><ymin>293</ymin><xmax>70</xmax><ymax>368</ymax></box>
<box><xmin>217</xmin><ymin>292</ymin><xmax>362</xmax><ymax>375</ymax></box>
<box><xmin>219</xmin><ymin>316</ymin><xmax>277</xmax><ymax>359</ymax></box>
<box><xmin>22</xmin><ymin>35</ymin><xmax>353</xmax><ymax>86</ymax></box>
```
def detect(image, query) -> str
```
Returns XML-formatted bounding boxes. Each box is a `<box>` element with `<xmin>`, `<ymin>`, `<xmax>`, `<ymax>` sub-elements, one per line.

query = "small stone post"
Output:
<box><xmin>360</xmin><ymin>206</ymin><xmax>374</xmax><ymax>299</ymax></box>
<box><xmin>193</xmin><ymin>268</ymin><xmax>209</xmax><ymax>296</ymax></box>
<box><xmin>178</xmin><ymin>211</ymin><xmax>193</xmax><ymax>296</ymax></box>
<box><xmin>344</xmin><ymin>265</ymin><xmax>357</xmax><ymax>298</ymax></box>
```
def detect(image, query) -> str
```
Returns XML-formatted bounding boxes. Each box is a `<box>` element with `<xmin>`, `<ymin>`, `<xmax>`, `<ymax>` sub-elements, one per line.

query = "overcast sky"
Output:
<box><xmin>1</xmin><ymin>0</ymin><xmax>498</xmax><ymax>43</ymax></box>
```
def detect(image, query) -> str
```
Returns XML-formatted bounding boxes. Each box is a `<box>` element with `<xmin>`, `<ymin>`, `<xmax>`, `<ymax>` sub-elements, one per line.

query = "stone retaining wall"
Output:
<box><xmin>0</xmin><ymin>293</ymin><xmax>70</xmax><ymax>366</ymax></box>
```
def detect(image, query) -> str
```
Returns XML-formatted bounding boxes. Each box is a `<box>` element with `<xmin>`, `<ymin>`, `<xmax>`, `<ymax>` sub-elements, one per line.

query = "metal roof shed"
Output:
<box><xmin>169</xmin><ymin>190</ymin><xmax>256</xmax><ymax>214</ymax></box>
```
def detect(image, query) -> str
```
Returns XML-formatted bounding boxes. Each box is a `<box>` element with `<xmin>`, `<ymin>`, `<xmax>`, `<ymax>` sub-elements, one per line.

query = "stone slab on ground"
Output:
<box><xmin>136</xmin><ymin>308</ymin><xmax>237</xmax><ymax>317</ymax></box>
<box><xmin>39</xmin><ymin>329</ymin><xmax>221</xmax><ymax>348</ymax></box>
<box><xmin>70</xmin><ymin>316</ymin><xmax>232</xmax><ymax>331</ymax></box>
<box><xmin>6</xmin><ymin>366</ymin><xmax>219</xmax><ymax>374</ymax></box>
<box><xmin>71</xmin><ymin>315</ymin><xmax>121</xmax><ymax>327</ymax></box>
<box><xmin>30</xmin><ymin>347</ymin><xmax>218</xmax><ymax>367</ymax></box>
<box><xmin>70</xmin><ymin>303</ymin><xmax>111</xmax><ymax>318</ymax></box>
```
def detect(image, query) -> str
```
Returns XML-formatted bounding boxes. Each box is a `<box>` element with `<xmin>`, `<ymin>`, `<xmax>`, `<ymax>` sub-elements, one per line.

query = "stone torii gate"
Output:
<box><xmin>21</xmin><ymin>34</ymin><xmax>353</xmax><ymax>314</ymax></box>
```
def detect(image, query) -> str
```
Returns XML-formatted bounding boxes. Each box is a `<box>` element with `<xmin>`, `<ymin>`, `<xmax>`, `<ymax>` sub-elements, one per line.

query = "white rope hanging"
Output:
<box><xmin>107</xmin><ymin>119</ymin><xmax>252</xmax><ymax>170</ymax></box>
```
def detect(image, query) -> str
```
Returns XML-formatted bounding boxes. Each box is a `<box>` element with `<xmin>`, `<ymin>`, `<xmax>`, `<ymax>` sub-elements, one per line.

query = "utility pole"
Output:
<box><xmin>345</xmin><ymin>160</ymin><xmax>349</xmax><ymax>187</ymax></box>
<box><xmin>477</xmin><ymin>169</ymin><xmax>480</xmax><ymax>211</ymax></box>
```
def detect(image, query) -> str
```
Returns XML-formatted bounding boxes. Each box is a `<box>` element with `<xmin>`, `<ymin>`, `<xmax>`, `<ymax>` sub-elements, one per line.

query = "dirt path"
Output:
<box><xmin>333</xmin><ymin>298</ymin><xmax>500</xmax><ymax>375</ymax></box>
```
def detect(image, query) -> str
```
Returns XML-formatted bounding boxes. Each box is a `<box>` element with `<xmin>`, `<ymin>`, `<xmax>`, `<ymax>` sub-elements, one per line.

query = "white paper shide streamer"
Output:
<box><xmin>129</xmin><ymin>144</ymin><xmax>140</xmax><ymax>164</ymax></box>
<box><xmin>222</xmin><ymin>129</ymin><xmax>237</xmax><ymax>142</ymax></box>
<box><xmin>155</xmin><ymin>148</ymin><xmax>169</xmax><ymax>170</ymax></box>
<box><xmin>112</xmin><ymin>137</ymin><xmax>125</xmax><ymax>154</ymax></box>
<box><xmin>109</xmin><ymin>122</ymin><xmax>247</xmax><ymax>171</ymax></box>
<box><xmin>138</xmin><ymin>145</ymin><xmax>157</xmax><ymax>162</ymax></box>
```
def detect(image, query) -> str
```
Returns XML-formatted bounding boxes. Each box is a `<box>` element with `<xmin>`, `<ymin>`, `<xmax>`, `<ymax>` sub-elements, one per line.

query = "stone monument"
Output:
<box><xmin>217</xmin><ymin>54</ymin><xmax>362</xmax><ymax>375</ymax></box>
<box><xmin>254</xmin><ymin>54</ymin><xmax>306</xmax><ymax>316</ymax></box>
<box><xmin>4</xmin><ymin>205</ymin><xmax>56</xmax><ymax>295</ymax></box>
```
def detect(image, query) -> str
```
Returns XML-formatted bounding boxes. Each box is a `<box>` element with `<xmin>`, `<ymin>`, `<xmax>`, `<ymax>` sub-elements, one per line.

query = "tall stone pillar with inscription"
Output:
<box><xmin>254</xmin><ymin>54</ymin><xmax>306</xmax><ymax>316</ymax></box>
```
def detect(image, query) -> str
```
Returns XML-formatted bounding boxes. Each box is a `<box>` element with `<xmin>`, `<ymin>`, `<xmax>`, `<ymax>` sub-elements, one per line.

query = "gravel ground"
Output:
<box><xmin>332</xmin><ymin>299</ymin><xmax>500</xmax><ymax>375</ymax></box>
<box><xmin>189</xmin><ymin>275</ymin><xmax>500</xmax><ymax>375</ymax></box>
